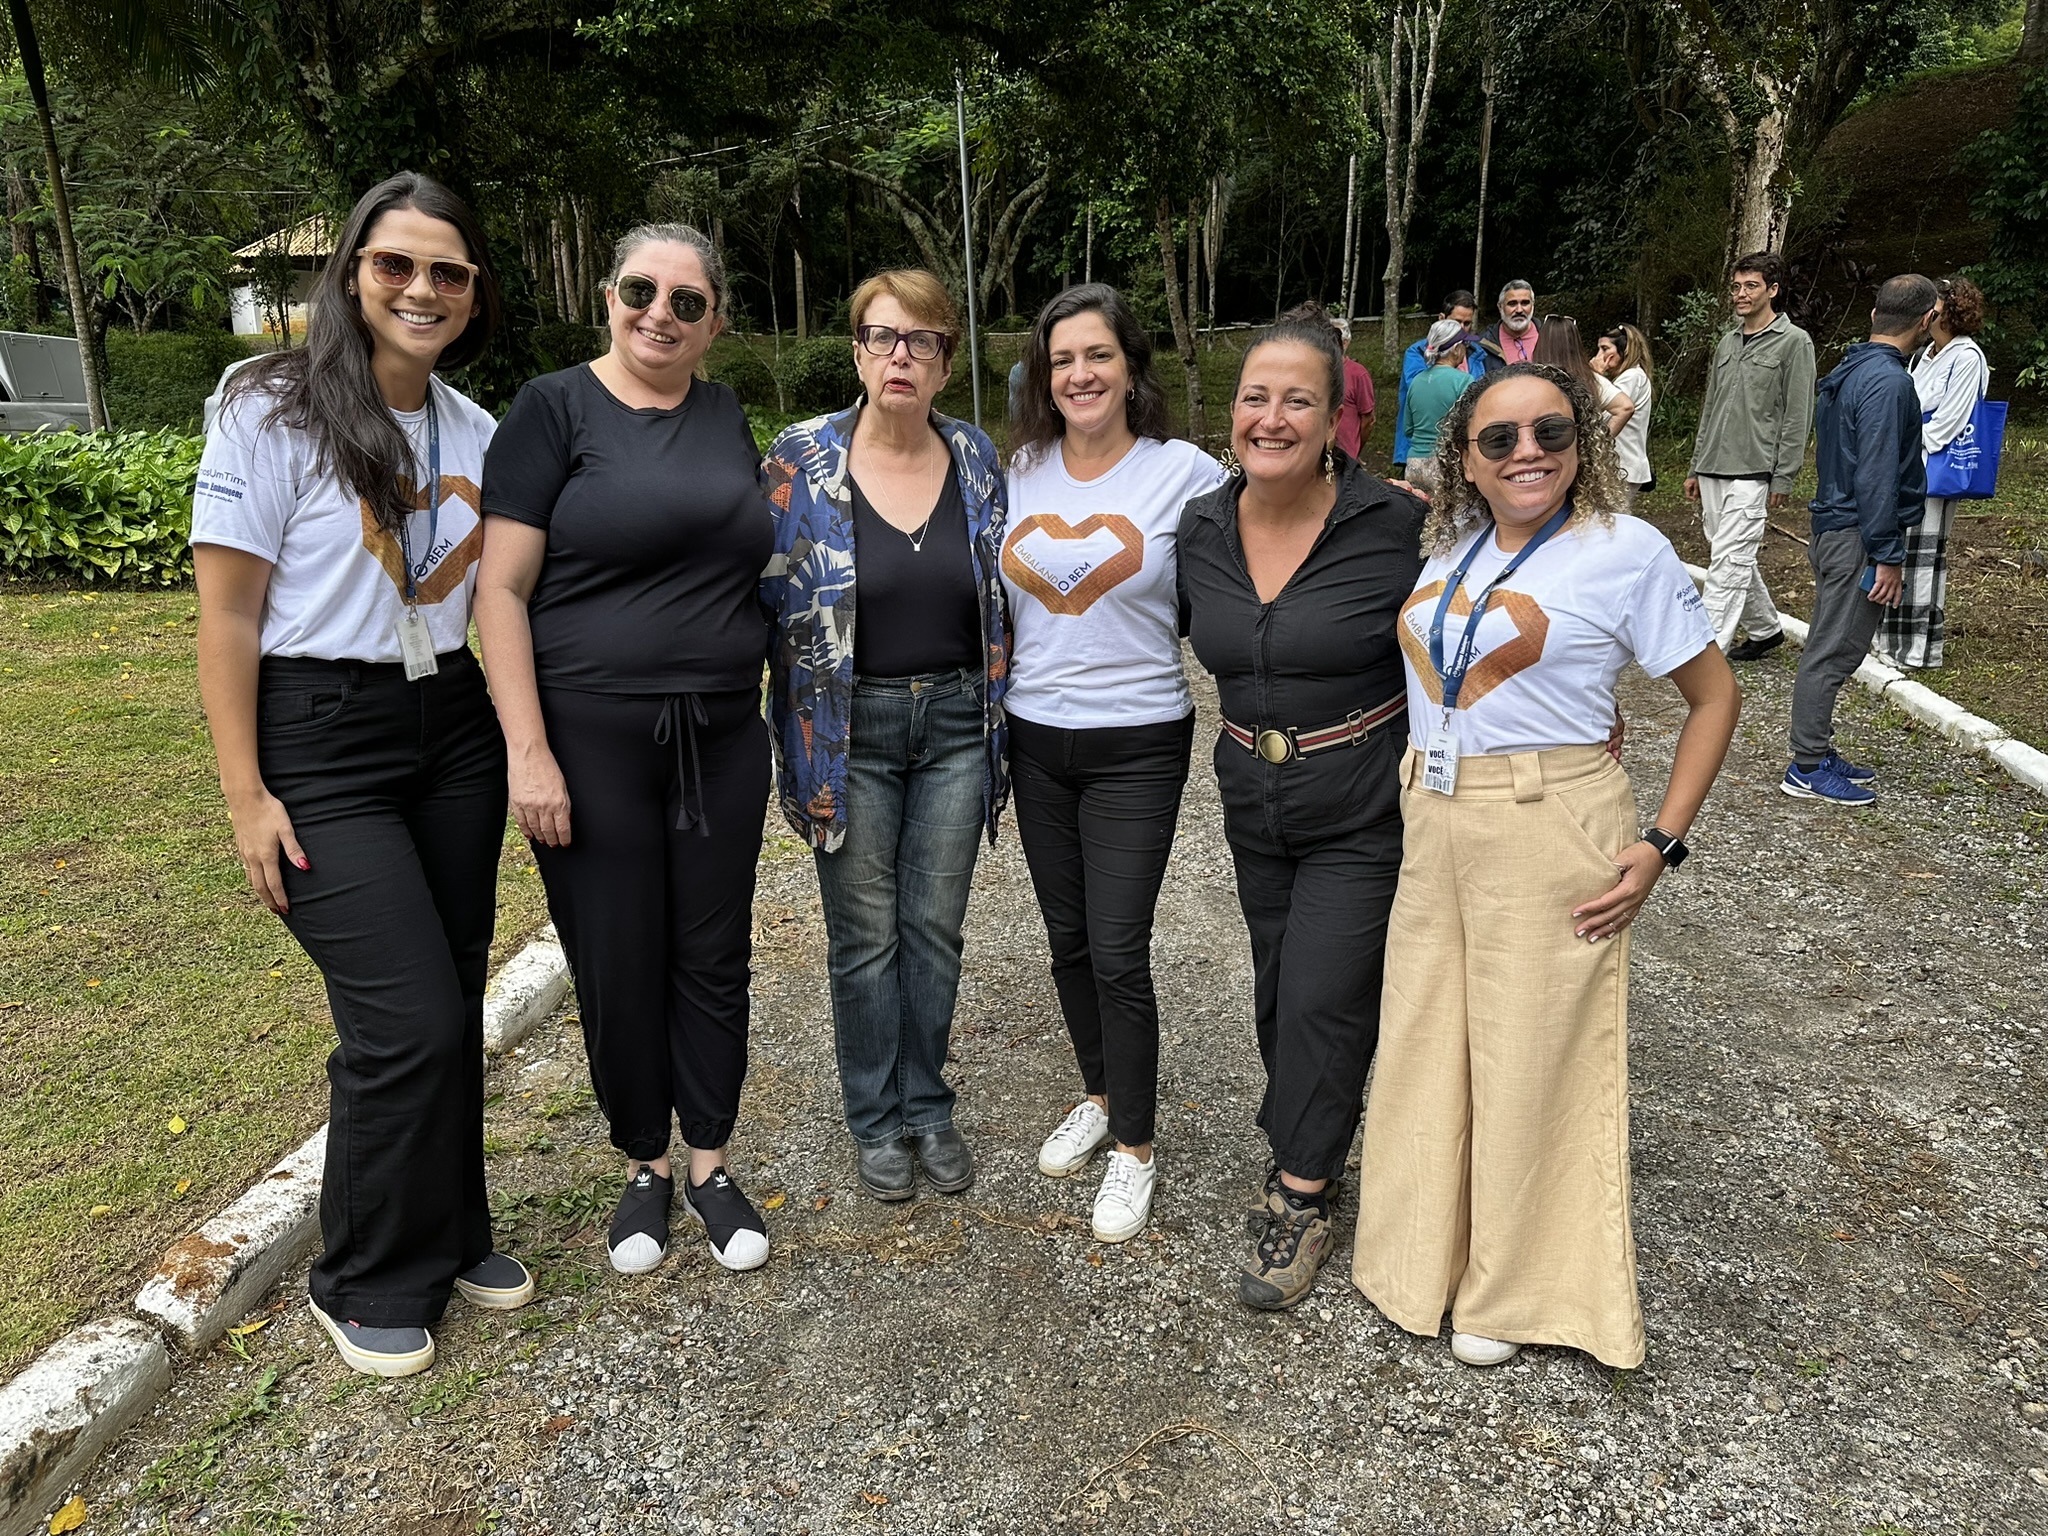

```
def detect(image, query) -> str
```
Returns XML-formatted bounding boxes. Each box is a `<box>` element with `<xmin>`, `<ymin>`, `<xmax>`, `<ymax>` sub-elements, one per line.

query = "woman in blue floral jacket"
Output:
<box><xmin>760</xmin><ymin>269</ymin><xmax>1010</xmax><ymax>1203</ymax></box>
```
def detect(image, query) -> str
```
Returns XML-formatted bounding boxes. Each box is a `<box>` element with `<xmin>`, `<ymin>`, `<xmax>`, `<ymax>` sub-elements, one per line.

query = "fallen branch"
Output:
<box><xmin>1057</xmin><ymin>1417</ymin><xmax>1291</xmax><ymax>1517</ymax></box>
<box><xmin>1768</xmin><ymin>520</ymin><xmax>1810</xmax><ymax>546</ymax></box>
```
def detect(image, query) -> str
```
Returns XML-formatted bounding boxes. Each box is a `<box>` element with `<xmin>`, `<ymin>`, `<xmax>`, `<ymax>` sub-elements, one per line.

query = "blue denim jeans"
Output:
<box><xmin>814</xmin><ymin>669</ymin><xmax>987</xmax><ymax>1146</ymax></box>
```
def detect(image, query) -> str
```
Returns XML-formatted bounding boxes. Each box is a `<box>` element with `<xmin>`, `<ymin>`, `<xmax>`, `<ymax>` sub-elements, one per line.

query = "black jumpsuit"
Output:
<box><xmin>1176</xmin><ymin>459</ymin><xmax>1427</xmax><ymax>1182</ymax></box>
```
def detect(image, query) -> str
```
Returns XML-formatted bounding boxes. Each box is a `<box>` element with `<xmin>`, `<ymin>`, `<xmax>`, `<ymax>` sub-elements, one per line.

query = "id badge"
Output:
<box><xmin>396</xmin><ymin>606</ymin><xmax>439</xmax><ymax>681</ymax></box>
<box><xmin>1421</xmin><ymin>722</ymin><xmax>1459</xmax><ymax>796</ymax></box>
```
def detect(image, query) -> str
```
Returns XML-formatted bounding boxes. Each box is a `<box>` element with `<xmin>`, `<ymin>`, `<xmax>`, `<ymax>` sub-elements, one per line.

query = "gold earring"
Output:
<box><xmin>1322</xmin><ymin>444</ymin><xmax>1337</xmax><ymax>485</ymax></box>
<box><xmin>1219</xmin><ymin>445</ymin><xmax>1243</xmax><ymax>478</ymax></box>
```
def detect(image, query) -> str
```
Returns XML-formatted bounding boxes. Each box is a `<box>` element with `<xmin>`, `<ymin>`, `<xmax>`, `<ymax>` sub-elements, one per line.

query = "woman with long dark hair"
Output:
<box><xmin>1594</xmin><ymin>324</ymin><xmax>1655</xmax><ymax>509</ymax></box>
<box><xmin>476</xmin><ymin>224</ymin><xmax>775</xmax><ymax>1278</ymax></box>
<box><xmin>1176</xmin><ymin>305</ymin><xmax>1426</xmax><ymax>1309</ymax></box>
<box><xmin>193</xmin><ymin>172</ymin><xmax>524</xmax><ymax>1377</ymax></box>
<box><xmin>1004</xmin><ymin>284</ymin><xmax>1224</xmax><ymax>1242</ymax></box>
<box><xmin>1533</xmin><ymin>316</ymin><xmax>1633</xmax><ymax>440</ymax></box>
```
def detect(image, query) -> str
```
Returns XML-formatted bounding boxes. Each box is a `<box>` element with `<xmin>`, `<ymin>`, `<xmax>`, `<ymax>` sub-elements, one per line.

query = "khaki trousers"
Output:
<box><xmin>1352</xmin><ymin>745</ymin><xmax>1645</xmax><ymax>1368</ymax></box>
<box><xmin>1697</xmin><ymin>474</ymin><xmax>1781</xmax><ymax>649</ymax></box>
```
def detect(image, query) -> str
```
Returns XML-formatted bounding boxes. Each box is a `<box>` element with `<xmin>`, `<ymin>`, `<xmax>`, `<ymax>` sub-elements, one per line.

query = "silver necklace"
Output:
<box><xmin>898</xmin><ymin>433</ymin><xmax>945</xmax><ymax>553</ymax></box>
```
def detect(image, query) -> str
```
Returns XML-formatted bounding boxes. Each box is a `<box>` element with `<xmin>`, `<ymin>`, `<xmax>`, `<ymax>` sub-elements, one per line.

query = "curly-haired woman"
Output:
<box><xmin>1878</xmin><ymin>274</ymin><xmax>1990</xmax><ymax>669</ymax></box>
<box><xmin>1353</xmin><ymin>362</ymin><xmax>1740</xmax><ymax>1370</ymax></box>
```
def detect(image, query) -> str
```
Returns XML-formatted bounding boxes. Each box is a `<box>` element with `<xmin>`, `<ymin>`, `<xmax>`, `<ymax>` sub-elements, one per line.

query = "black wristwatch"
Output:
<box><xmin>1641</xmin><ymin>827</ymin><xmax>1689</xmax><ymax>869</ymax></box>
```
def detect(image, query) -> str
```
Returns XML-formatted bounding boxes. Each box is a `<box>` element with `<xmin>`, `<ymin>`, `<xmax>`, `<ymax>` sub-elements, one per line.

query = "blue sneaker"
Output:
<box><xmin>1781</xmin><ymin>761</ymin><xmax>1876</xmax><ymax>806</ymax></box>
<box><xmin>1820</xmin><ymin>751</ymin><xmax>1876</xmax><ymax>784</ymax></box>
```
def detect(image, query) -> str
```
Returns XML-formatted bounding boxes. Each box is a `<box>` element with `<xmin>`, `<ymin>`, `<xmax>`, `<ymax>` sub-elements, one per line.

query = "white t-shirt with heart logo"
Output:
<box><xmin>1396</xmin><ymin>512</ymin><xmax>1715</xmax><ymax>756</ymax></box>
<box><xmin>1003</xmin><ymin>436</ymin><xmax>1225</xmax><ymax>729</ymax></box>
<box><xmin>192</xmin><ymin>375</ymin><xmax>497</xmax><ymax>662</ymax></box>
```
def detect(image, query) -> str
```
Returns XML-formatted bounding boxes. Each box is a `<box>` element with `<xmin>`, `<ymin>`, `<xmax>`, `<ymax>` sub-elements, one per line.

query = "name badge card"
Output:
<box><xmin>396</xmin><ymin>606</ymin><xmax>439</xmax><ymax>681</ymax></box>
<box><xmin>1422</xmin><ymin>722</ymin><xmax>1459</xmax><ymax>796</ymax></box>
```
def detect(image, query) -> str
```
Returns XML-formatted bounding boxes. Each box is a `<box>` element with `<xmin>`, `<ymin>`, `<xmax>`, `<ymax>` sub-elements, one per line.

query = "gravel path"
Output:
<box><xmin>85</xmin><ymin>648</ymin><xmax>2047</xmax><ymax>1535</ymax></box>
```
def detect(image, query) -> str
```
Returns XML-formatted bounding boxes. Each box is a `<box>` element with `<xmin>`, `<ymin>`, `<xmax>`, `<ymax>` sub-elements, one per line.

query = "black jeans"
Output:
<box><xmin>534</xmin><ymin>686</ymin><xmax>769</xmax><ymax>1159</ymax></box>
<box><xmin>257</xmin><ymin>649</ymin><xmax>507</xmax><ymax>1328</ymax></box>
<box><xmin>1009</xmin><ymin>711</ymin><xmax>1194</xmax><ymax>1148</ymax></box>
<box><xmin>1215</xmin><ymin>723</ymin><xmax>1404</xmax><ymax>1184</ymax></box>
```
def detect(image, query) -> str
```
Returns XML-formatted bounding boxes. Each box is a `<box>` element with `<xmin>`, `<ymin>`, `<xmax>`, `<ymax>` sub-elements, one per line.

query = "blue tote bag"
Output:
<box><xmin>1924</xmin><ymin>398</ymin><xmax>2007</xmax><ymax>500</ymax></box>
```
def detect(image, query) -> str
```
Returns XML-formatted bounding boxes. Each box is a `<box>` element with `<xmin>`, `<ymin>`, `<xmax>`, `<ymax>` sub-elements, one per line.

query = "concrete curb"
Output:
<box><xmin>0</xmin><ymin>927</ymin><xmax>572</xmax><ymax>1534</ymax></box>
<box><xmin>0</xmin><ymin>1320</ymin><xmax>170</xmax><ymax>1536</ymax></box>
<box><xmin>483</xmin><ymin>923</ymin><xmax>570</xmax><ymax>1055</ymax></box>
<box><xmin>1682</xmin><ymin>563</ymin><xmax>2047</xmax><ymax>797</ymax></box>
<box><xmin>133</xmin><ymin>1128</ymin><xmax>327</xmax><ymax>1355</ymax></box>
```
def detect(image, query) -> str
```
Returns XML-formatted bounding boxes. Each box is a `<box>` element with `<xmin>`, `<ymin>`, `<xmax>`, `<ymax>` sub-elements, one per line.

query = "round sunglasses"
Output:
<box><xmin>615</xmin><ymin>275</ymin><xmax>711</xmax><ymax>324</ymax></box>
<box><xmin>357</xmin><ymin>247</ymin><xmax>479</xmax><ymax>298</ymax></box>
<box><xmin>1471</xmin><ymin>413</ymin><xmax>1578</xmax><ymax>460</ymax></box>
<box><xmin>857</xmin><ymin>324</ymin><xmax>948</xmax><ymax>362</ymax></box>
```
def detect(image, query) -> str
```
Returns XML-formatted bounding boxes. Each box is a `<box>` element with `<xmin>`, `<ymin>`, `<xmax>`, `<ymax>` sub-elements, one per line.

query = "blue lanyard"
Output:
<box><xmin>1427</xmin><ymin>505</ymin><xmax>1571</xmax><ymax>712</ymax></box>
<box><xmin>396</xmin><ymin>386</ymin><xmax>441</xmax><ymax>605</ymax></box>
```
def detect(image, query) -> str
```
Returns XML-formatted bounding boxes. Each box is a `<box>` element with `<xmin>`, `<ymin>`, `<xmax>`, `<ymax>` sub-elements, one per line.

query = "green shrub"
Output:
<box><xmin>528</xmin><ymin>321</ymin><xmax>606</xmax><ymax>374</ymax></box>
<box><xmin>774</xmin><ymin>336</ymin><xmax>861</xmax><ymax>410</ymax></box>
<box><xmin>0</xmin><ymin>429</ymin><xmax>201</xmax><ymax>585</ymax></box>
<box><xmin>746</xmin><ymin>407</ymin><xmax>801</xmax><ymax>453</ymax></box>
<box><xmin>706</xmin><ymin>339</ymin><xmax>779</xmax><ymax>408</ymax></box>
<box><xmin>104</xmin><ymin>329</ymin><xmax>257</xmax><ymax>434</ymax></box>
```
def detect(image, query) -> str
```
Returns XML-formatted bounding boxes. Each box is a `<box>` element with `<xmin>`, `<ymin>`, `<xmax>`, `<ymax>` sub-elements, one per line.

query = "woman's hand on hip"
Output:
<box><xmin>510</xmin><ymin>743</ymin><xmax>573</xmax><ymax>847</ymax></box>
<box><xmin>1571</xmin><ymin>842</ymin><xmax>1665</xmax><ymax>941</ymax></box>
<box><xmin>228</xmin><ymin>790</ymin><xmax>308</xmax><ymax>916</ymax></box>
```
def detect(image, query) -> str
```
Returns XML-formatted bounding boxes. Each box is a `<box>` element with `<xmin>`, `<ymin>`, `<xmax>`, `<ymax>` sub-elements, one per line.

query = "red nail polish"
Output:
<box><xmin>295</xmin><ymin>857</ymin><xmax>310</xmax><ymax>871</ymax></box>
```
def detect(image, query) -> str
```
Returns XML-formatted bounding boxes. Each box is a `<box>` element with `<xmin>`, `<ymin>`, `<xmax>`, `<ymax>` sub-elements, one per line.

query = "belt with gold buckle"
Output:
<box><xmin>1222</xmin><ymin>694</ymin><xmax>1408</xmax><ymax>765</ymax></box>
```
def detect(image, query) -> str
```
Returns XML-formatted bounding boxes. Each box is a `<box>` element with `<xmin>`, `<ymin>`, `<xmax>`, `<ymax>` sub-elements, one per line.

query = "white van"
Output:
<box><xmin>0</xmin><ymin>331</ymin><xmax>92</xmax><ymax>433</ymax></box>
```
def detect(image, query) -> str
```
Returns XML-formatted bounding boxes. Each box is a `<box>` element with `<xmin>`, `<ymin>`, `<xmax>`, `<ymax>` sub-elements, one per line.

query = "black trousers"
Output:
<box><xmin>1009</xmin><ymin>711</ymin><xmax>1194</xmax><ymax>1148</ymax></box>
<box><xmin>1215</xmin><ymin>725</ymin><xmax>1404</xmax><ymax>1185</ymax></box>
<box><xmin>258</xmin><ymin>649</ymin><xmax>506</xmax><ymax>1328</ymax></box>
<box><xmin>534</xmin><ymin>686</ymin><xmax>768</xmax><ymax>1160</ymax></box>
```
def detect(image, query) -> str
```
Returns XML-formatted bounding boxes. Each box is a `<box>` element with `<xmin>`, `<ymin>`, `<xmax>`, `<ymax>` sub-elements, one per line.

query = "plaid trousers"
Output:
<box><xmin>1875</xmin><ymin>496</ymin><xmax>1951</xmax><ymax>669</ymax></box>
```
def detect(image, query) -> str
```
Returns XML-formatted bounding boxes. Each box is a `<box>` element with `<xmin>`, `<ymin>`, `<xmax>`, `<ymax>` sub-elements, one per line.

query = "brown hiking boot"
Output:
<box><xmin>1238</xmin><ymin>1189</ymin><xmax>1334</xmax><ymax>1311</ymax></box>
<box><xmin>1244</xmin><ymin>1162</ymin><xmax>1284</xmax><ymax>1238</ymax></box>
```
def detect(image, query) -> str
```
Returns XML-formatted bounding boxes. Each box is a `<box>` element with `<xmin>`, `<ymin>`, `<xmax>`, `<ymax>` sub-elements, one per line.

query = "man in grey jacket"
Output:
<box><xmin>1782</xmin><ymin>274</ymin><xmax>1936</xmax><ymax>807</ymax></box>
<box><xmin>1684</xmin><ymin>252</ymin><xmax>1816</xmax><ymax>659</ymax></box>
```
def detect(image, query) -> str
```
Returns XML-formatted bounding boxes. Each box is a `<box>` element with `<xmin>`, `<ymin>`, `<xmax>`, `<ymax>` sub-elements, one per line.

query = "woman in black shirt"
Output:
<box><xmin>1177</xmin><ymin>308</ymin><xmax>1426</xmax><ymax>1313</ymax></box>
<box><xmin>476</xmin><ymin>224</ymin><xmax>774</xmax><ymax>1277</ymax></box>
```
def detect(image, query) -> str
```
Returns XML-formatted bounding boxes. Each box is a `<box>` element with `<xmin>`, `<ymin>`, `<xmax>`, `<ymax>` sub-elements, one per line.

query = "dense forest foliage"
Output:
<box><xmin>1</xmin><ymin>0</ymin><xmax>2042</xmax><ymax>422</ymax></box>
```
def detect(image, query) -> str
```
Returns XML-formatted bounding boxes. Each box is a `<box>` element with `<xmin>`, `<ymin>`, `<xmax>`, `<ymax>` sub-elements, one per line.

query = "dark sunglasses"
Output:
<box><xmin>615</xmin><ymin>275</ymin><xmax>711</xmax><ymax>324</ymax></box>
<box><xmin>1472</xmin><ymin>413</ymin><xmax>1578</xmax><ymax>461</ymax></box>
<box><xmin>857</xmin><ymin>324</ymin><xmax>947</xmax><ymax>362</ymax></box>
<box><xmin>357</xmin><ymin>247</ymin><xmax>478</xmax><ymax>297</ymax></box>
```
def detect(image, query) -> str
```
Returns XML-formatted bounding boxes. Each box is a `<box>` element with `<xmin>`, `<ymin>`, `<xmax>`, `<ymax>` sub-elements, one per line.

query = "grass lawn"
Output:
<box><xmin>0</xmin><ymin>589</ymin><xmax>552</xmax><ymax>1373</ymax></box>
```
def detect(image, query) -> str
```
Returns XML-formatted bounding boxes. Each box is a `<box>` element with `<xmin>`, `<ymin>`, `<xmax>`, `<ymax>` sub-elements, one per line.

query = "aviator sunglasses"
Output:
<box><xmin>1471</xmin><ymin>413</ymin><xmax>1578</xmax><ymax>461</ymax></box>
<box><xmin>856</xmin><ymin>324</ymin><xmax>948</xmax><ymax>361</ymax></box>
<box><xmin>615</xmin><ymin>275</ymin><xmax>712</xmax><ymax>324</ymax></box>
<box><xmin>357</xmin><ymin>247</ymin><xmax>479</xmax><ymax>297</ymax></box>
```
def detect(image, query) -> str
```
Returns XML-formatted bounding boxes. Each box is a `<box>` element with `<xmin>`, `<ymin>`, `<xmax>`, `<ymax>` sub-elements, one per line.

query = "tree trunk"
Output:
<box><xmin>1205</xmin><ymin>174</ymin><xmax>1228</xmax><ymax>328</ymax></box>
<box><xmin>1339</xmin><ymin>152</ymin><xmax>1358</xmax><ymax>319</ymax></box>
<box><xmin>1726</xmin><ymin>103</ymin><xmax>1791</xmax><ymax>268</ymax></box>
<box><xmin>791</xmin><ymin>179</ymin><xmax>808</xmax><ymax>342</ymax></box>
<box><xmin>1084</xmin><ymin>203</ymin><xmax>1094</xmax><ymax>284</ymax></box>
<box><xmin>2021</xmin><ymin>0</ymin><xmax>2044</xmax><ymax>67</ymax></box>
<box><xmin>1186</xmin><ymin>197</ymin><xmax>1200</xmax><ymax>331</ymax></box>
<box><xmin>5</xmin><ymin>161</ymin><xmax>47</xmax><ymax>319</ymax></box>
<box><xmin>7</xmin><ymin>0</ymin><xmax>107</xmax><ymax>428</ymax></box>
<box><xmin>1154</xmin><ymin>195</ymin><xmax>1206</xmax><ymax>437</ymax></box>
<box><xmin>1370</xmin><ymin>0</ymin><xmax>1448</xmax><ymax>363</ymax></box>
<box><xmin>574</xmin><ymin>197</ymin><xmax>596</xmax><ymax>325</ymax></box>
<box><xmin>1473</xmin><ymin>49</ymin><xmax>1496</xmax><ymax>301</ymax></box>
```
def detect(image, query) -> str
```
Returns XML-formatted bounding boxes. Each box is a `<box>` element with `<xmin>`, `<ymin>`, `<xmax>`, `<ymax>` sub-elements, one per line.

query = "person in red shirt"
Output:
<box><xmin>1496</xmin><ymin>280</ymin><xmax>1539</xmax><ymax>364</ymax></box>
<box><xmin>1332</xmin><ymin>316</ymin><xmax>1376</xmax><ymax>462</ymax></box>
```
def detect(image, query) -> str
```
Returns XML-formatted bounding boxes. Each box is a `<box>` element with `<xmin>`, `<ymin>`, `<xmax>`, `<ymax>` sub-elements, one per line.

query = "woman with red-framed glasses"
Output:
<box><xmin>193</xmin><ymin>171</ymin><xmax>527</xmax><ymax>1378</ymax></box>
<box><xmin>477</xmin><ymin>223</ymin><xmax>776</xmax><ymax>1281</ymax></box>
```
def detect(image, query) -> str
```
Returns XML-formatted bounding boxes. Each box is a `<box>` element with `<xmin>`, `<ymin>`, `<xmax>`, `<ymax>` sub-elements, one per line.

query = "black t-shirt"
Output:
<box><xmin>481</xmin><ymin>365</ymin><xmax>772</xmax><ymax>693</ymax></box>
<box><xmin>850</xmin><ymin>470</ymin><xmax>981</xmax><ymax>677</ymax></box>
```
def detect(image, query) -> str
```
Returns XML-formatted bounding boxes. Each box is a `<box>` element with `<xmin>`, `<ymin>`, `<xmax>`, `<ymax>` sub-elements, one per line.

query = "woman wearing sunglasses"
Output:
<box><xmin>1354</xmin><ymin>363</ymin><xmax>1739</xmax><ymax>1370</ymax></box>
<box><xmin>1175</xmin><ymin>305</ymin><xmax>1426</xmax><ymax>1311</ymax></box>
<box><xmin>476</xmin><ymin>224</ymin><xmax>774</xmax><ymax>1277</ymax></box>
<box><xmin>193</xmin><ymin>173</ymin><xmax>524</xmax><ymax>1377</ymax></box>
<box><xmin>761</xmin><ymin>269</ymin><xmax>1009</xmax><ymax>1202</ymax></box>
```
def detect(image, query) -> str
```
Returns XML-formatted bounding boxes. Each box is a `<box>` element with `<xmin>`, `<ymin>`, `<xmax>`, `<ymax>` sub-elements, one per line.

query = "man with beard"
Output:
<box><xmin>1495</xmin><ymin>280</ymin><xmax>1539</xmax><ymax>364</ymax></box>
<box><xmin>1393</xmin><ymin>289</ymin><xmax>1486</xmax><ymax>474</ymax></box>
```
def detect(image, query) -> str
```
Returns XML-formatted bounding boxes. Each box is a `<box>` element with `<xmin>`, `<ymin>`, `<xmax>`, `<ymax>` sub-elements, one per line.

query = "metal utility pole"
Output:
<box><xmin>954</xmin><ymin>68</ymin><xmax>983</xmax><ymax>430</ymax></box>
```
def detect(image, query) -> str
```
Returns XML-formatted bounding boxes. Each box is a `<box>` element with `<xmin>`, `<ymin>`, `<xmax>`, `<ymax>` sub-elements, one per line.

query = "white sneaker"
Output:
<box><xmin>1091</xmin><ymin>1150</ymin><xmax>1156</xmax><ymax>1243</ymax></box>
<box><xmin>1037</xmin><ymin>1100</ymin><xmax>1112</xmax><ymax>1177</ymax></box>
<box><xmin>1451</xmin><ymin>1331</ymin><xmax>1523</xmax><ymax>1367</ymax></box>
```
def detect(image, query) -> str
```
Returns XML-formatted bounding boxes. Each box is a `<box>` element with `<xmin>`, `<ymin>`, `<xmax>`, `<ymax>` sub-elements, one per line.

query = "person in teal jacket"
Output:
<box><xmin>1392</xmin><ymin>289</ymin><xmax>1483</xmax><ymax>470</ymax></box>
<box><xmin>1397</xmin><ymin>320</ymin><xmax>1476</xmax><ymax>495</ymax></box>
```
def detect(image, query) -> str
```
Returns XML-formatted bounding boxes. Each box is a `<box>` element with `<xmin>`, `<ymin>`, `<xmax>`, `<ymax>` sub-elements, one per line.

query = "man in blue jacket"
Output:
<box><xmin>1783</xmin><ymin>273</ymin><xmax>1938</xmax><ymax>806</ymax></box>
<box><xmin>1391</xmin><ymin>288</ymin><xmax>1482</xmax><ymax>472</ymax></box>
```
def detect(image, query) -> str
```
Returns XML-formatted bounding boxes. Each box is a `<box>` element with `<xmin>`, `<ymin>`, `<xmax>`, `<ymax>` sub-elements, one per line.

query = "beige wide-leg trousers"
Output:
<box><xmin>1352</xmin><ymin>744</ymin><xmax>1645</xmax><ymax>1368</ymax></box>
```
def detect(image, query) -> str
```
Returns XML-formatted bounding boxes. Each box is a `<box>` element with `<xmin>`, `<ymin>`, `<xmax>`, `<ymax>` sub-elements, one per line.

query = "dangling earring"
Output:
<box><xmin>1322</xmin><ymin>444</ymin><xmax>1337</xmax><ymax>485</ymax></box>
<box><xmin>1219</xmin><ymin>445</ymin><xmax>1243</xmax><ymax>478</ymax></box>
